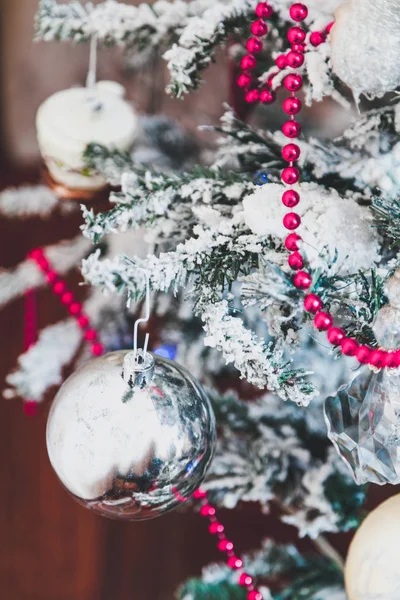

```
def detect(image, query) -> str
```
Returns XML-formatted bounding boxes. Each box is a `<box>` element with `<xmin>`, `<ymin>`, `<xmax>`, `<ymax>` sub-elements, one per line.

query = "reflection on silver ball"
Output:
<box><xmin>46</xmin><ymin>351</ymin><xmax>216</xmax><ymax>520</ymax></box>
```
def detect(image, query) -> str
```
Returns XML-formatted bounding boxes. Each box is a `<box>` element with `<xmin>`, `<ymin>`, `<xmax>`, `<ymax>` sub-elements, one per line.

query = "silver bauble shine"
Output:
<box><xmin>46</xmin><ymin>351</ymin><xmax>216</xmax><ymax>520</ymax></box>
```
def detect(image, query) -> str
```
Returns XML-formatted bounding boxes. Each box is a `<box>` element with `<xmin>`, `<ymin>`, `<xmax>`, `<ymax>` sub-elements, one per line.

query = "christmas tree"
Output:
<box><xmin>3</xmin><ymin>1</ymin><xmax>400</xmax><ymax>598</ymax></box>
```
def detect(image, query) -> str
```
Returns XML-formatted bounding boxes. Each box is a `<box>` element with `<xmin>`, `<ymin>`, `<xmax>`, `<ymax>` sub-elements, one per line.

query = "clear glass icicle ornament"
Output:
<box><xmin>325</xmin><ymin>270</ymin><xmax>400</xmax><ymax>485</ymax></box>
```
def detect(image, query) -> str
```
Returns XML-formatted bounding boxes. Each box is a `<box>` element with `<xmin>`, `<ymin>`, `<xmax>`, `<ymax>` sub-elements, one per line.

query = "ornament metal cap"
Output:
<box><xmin>122</xmin><ymin>350</ymin><xmax>155</xmax><ymax>389</ymax></box>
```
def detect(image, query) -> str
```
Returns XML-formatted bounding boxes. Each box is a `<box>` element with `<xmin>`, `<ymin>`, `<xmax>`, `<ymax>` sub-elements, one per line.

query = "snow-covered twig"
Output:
<box><xmin>0</xmin><ymin>185</ymin><xmax>60</xmax><ymax>219</ymax></box>
<box><xmin>0</xmin><ymin>236</ymin><xmax>92</xmax><ymax>310</ymax></box>
<box><xmin>4</xmin><ymin>319</ymin><xmax>82</xmax><ymax>402</ymax></box>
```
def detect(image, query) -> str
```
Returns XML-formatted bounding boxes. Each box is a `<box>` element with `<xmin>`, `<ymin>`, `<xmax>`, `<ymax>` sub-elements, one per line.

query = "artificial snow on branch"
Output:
<box><xmin>202</xmin><ymin>300</ymin><xmax>315</xmax><ymax>403</ymax></box>
<box><xmin>177</xmin><ymin>539</ymin><xmax>345</xmax><ymax>600</ymax></box>
<box><xmin>82</xmin><ymin>144</ymin><xmax>254</xmax><ymax>245</ymax></box>
<box><xmin>205</xmin><ymin>391</ymin><xmax>365</xmax><ymax>537</ymax></box>
<box><xmin>0</xmin><ymin>236</ymin><xmax>92</xmax><ymax>310</ymax></box>
<box><xmin>0</xmin><ymin>185</ymin><xmax>61</xmax><ymax>219</ymax></box>
<box><xmin>36</xmin><ymin>0</ymin><xmax>342</xmax><ymax>99</ymax></box>
<box><xmin>4</xmin><ymin>319</ymin><xmax>82</xmax><ymax>402</ymax></box>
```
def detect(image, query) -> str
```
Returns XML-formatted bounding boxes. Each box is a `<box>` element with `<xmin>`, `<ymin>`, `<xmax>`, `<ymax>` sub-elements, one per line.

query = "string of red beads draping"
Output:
<box><xmin>240</xmin><ymin>2</ymin><xmax>399</xmax><ymax>369</ymax></box>
<box><xmin>194</xmin><ymin>489</ymin><xmax>263</xmax><ymax>600</ymax></box>
<box><xmin>22</xmin><ymin>248</ymin><xmax>105</xmax><ymax>415</ymax></box>
<box><xmin>237</xmin><ymin>2</ymin><xmax>333</xmax><ymax>104</ymax></box>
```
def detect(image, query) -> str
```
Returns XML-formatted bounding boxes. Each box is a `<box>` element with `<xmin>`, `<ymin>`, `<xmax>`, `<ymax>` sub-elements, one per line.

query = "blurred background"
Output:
<box><xmin>0</xmin><ymin>1</ymin><xmax>387</xmax><ymax>599</ymax></box>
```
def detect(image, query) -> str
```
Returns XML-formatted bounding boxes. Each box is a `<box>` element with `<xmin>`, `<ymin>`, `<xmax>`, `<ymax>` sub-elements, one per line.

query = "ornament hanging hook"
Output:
<box><xmin>133</xmin><ymin>273</ymin><xmax>151</xmax><ymax>362</ymax></box>
<box><xmin>86</xmin><ymin>34</ymin><xmax>98</xmax><ymax>88</ymax></box>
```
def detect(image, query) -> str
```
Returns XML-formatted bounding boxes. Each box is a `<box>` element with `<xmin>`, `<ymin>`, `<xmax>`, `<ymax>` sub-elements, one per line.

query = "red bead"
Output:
<box><xmin>193</xmin><ymin>488</ymin><xmax>207</xmax><ymax>499</ymax></box>
<box><xmin>369</xmin><ymin>349</ymin><xmax>385</xmax><ymax>369</ymax></box>
<box><xmin>239</xmin><ymin>573</ymin><xmax>253</xmax><ymax>587</ymax></box>
<box><xmin>325</xmin><ymin>21</ymin><xmax>334</xmax><ymax>34</ymax></box>
<box><xmin>91</xmin><ymin>343</ymin><xmax>104</xmax><ymax>356</ymax></box>
<box><xmin>237</xmin><ymin>73</ymin><xmax>252</xmax><ymax>88</ymax></box>
<box><xmin>241</xmin><ymin>54</ymin><xmax>257</xmax><ymax>70</ymax></box>
<box><xmin>37</xmin><ymin>256</ymin><xmax>50</xmax><ymax>271</ymax></box>
<box><xmin>304</xmin><ymin>294</ymin><xmax>322</xmax><ymax>313</ymax></box>
<box><xmin>283</xmin><ymin>73</ymin><xmax>303</xmax><ymax>91</ymax></box>
<box><xmin>246</xmin><ymin>37</ymin><xmax>263</xmax><ymax>54</ymax></box>
<box><xmin>289</xmin><ymin>3</ymin><xmax>308</xmax><ymax>21</ymax></box>
<box><xmin>282</xmin><ymin>143</ymin><xmax>300</xmax><ymax>163</ymax></box>
<box><xmin>384</xmin><ymin>351</ymin><xmax>400</xmax><ymax>369</ymax></box>
<box><xmin>287</xmin><ymin>26</ymin><xmax>306</xmax><ymax>44</ymax></box>
<box><xmin>276</xmin><ymin>54</ymin><xmax>288</xmax><ymax>69</ymax></box>
<box><xmin>341</xmin><ymin>338</ymin><xmax>358</xmax><ymax>357</ymax></box>
<box><xmin>46</xmin><ymin>270</ymin><xmax>58</xmax><ymax>283</ymax></box>
<box><xmin>28</xmin><ymin>248</ymin><xmax>44</xmax><ymax>261</ymax></box>
<box><xmin>282</xmin><ymin>189</ymin><xmax>300</xmax><ymax>207</ymax></box>
<box><xmin>314</xmin><ymin>311</ymin><xmax>333</xmax><ymax>331</ymax></box>
<box><xmin>218</xmin><ymin>539</ymin><xmax>234</xmax><ymax>552</ymax></box>
<box><xmin>61</xmin><ymin>291</ymin><xmax>74</xmax><ymax>305</ymax></box>
<box><xmin>23</xmin><ymin>400</ymin><xmax>39</xmax><ymax>417</ymax></box>
<box><xmin>53</xmin><ymin>280</ymin><xmax>66</xmax><ymax>295</ymax></box>
<box><xmin>310</xmin><ymin>31</ymin><xmax>325</xmax><ymax>46</ymax></box>
<box><xmin>255</xmin><ymin>2</ymin><xmax>273</xmax><ymax>18</ymax></box>
<box><xmin>245</xmin><ymin>89</ymin><xmax>260</xmax><ymax>103</ymax></box>
<box><xmin>283</xmin><ymin>97</ymin><xmax>302</xmax><ymax>115</ymax></box>
<box><xmin>327</xmin><ymin>327</ymin><xmax>345</xmax><ymax>345</ymax></box>
<box><xmin>260</xmin><ymin>89</ymin><xmax>275</xmax><ymax>103</ymax></box>
<box><xmin>285</xmin><ymin>232</ymin><xmax>301</xmax><ymax>251</ymax></box>
<box><xmin>69</xmin><ymin>302</ymin><xmax>82</xmax><ymax>316</ymax></box>
<box><xmin>227</xmin><ymin>556</ymin><xmax>243</xmax><ymax>570</ymax></box>
<box><xmin>292</xmin><ymin>42</ymin><xmax>306</xmax><ymax>52</ymax></box>
<box><xmin>248</xmin><ymin>591</ymin><xmax>263</xmax><ymax>600</ymax></box>
<box><xmin>200</xmin><ymin>504</ymin><xmax>216</xmax><ymax>517</ymax></box>
<box><xmin>209</xmin><ymin>522</ymin><xmax>224</xmax><ymax>534</ymax></box>
<box><xmin>356</xmin><ymin>345</ymin><xmax>371</xmax><ymax>364</ymax></box>
<box><xmin>283</xmin><ymin>212</ymin><xmax>301</xmax><ymax>230</ymax></box>
<box><xmin>251</xmin><ymin>20</ymin><xmax>268</xmax><ymax>37</ymax></box>
<box><xmin>281</xmin><ymin>166</ymin><xmax>300</xmax><ymax>185</ymax></box>
<box><xmin>267</xmin><ymin>72</ymin><xmax>277</xmax><ymax>88</ymax></box>
<box><xmin>282</xmin><ymin>120</ymin><xmax>301</xmax><ymax>138</ymax></box>
<box><xmin>293</xmin><ymin>271</ymin><xmax>312</xmax><ymax>290</ymax></box>
<box><xmin>286</xmin><ymin>50</ymin><xmax>304</xmax><ymax>68</ymax></box>
<box><xmin>77</xmin><ymin>314</ymin><xmax>89</xmax><ymax>329</ymax></box>
<box><xmin>84</xmin><ymin>329</ymin><xmax>97</xmax><ymax>341</ymax></box>
<box><xmin>288</xmin><ymin>251</ymin><xmax>303</xmax><ymax>270</ymax></box>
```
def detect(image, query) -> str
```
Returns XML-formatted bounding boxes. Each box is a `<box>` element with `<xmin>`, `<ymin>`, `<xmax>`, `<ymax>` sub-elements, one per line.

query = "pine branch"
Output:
<box><xmin>35</xmin><ymin>0</ymin><xmax>188</xmax><ymax>49</ymax></box>
<box><xmin>0</xmin><ymin>236</ymin><xmax>92</xmax><ymax>311</ymax></box>
<box><xmin>177</xmin><ymin>540</ymin><xmax>345</xmax><ymax>600</ymax></box>
<box><xmin>4</xmin><ymin>319</ymin><xmax>82</xmax><ymax>402</ymax></box>
<box><xmin>82</xmin><ymin>143</ymin><xmax>254</xmax><ymax>244</ymax></box>
<box><xmin>205</xmin><ymin>390</ymin><xmax>366</xmax><ymax>537</ymax></box>
<box><xmin>213</xmin><ymin>104</ymin><xmax>400</xmax><ymax>198</ymax></box>
<box><xmin>36</xmin><ymin>1</ymin><xmax>339</xmax><ymax>99</ymax></box>
<box><xmin>373</xmin><ymin>196</ymin><xmax>400</xmax><ymax>245</ymax></box>
<box><xmin>0</xmin><ymin>185</ymin><xmax>60</xmax><ymax>218</ymax></box>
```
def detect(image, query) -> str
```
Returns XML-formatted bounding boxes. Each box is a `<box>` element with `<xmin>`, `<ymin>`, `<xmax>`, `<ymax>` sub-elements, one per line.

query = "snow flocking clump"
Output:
<box><xmin>242</xmin><ymin>182</ymin><xmax>381</xmax><ymax>274</ymax></box>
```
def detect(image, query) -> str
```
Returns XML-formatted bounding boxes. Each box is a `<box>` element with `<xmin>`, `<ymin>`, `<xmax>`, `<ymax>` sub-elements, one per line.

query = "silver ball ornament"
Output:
<box><xmin>46</xmin><ymin>350</ymin><xmax>216</xmax><ymax>520</ymax></box>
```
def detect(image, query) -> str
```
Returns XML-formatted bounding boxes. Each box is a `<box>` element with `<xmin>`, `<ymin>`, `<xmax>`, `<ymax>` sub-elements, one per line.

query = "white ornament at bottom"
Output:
<box><xmin>46</xmin><ymin>350</ymin><xmax>216</xmax><ymax>520</ymax></box>
<box><xmin>345</xmin><ymin>494</ymin><xmax>400</xmax><ymax>600</ymax></box>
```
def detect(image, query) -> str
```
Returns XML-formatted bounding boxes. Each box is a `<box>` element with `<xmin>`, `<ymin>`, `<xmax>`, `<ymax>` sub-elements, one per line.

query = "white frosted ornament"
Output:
<box><xmin>36</xmin><ymin>81</ymin><xmax>139</xmax><ymax>192</ymax></box>
<box><xmin>46</xmin><ymin>350</ymin><xmax>216</xmax><ymax>520</ymax></box>
<box><xmin>331</xmin><ymin>0</ymin><xmax>400</xmax><ymax>99</ymax></box>
<box><xmin>345</xmin><ymin>494</ymin><xmax>400</xmax><ymax>600</ymax></box>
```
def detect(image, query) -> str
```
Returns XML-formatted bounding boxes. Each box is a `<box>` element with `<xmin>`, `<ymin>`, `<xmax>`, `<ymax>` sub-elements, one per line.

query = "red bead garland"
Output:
<box><xmin>237</xmin><ymin>2</ymin><xmax>395</xmax><ymax>370</ymax></box>
<box><xmin>27</xmin><ymin>248</ymin><xmax>104</xmax><ymax>359</ymax></box>
<box><xmin>194</xmin><ymin>488</ymin><xmax>264</xmax><ymax>600</ymax></box>
<box><xmin>236</xmin><ymin>2</ymin><xmax>334</xmax><ymax>104</ymax></box>
<box><xmin>237</xmin><ymin>2</ymin><xmax>395</xmax><ymax>369</ymax></box>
